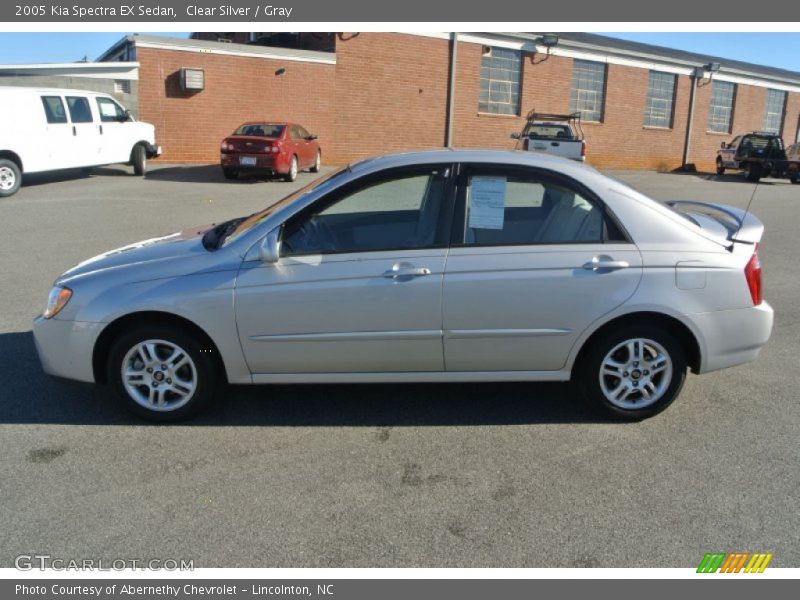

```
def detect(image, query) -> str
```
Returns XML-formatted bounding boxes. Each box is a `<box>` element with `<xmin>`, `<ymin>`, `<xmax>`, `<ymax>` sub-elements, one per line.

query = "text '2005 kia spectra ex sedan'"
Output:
<box><xmin>33</xmin><ymin>150</ymin><xmax>774</xmax><ymax>421</ymax></box>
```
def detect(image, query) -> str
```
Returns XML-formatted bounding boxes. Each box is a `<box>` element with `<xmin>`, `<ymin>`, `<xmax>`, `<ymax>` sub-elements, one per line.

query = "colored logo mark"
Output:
<box><xmin>697</xmin><ymin>552</ymin><xmax>773</xmax><ymax>573</ymax></box>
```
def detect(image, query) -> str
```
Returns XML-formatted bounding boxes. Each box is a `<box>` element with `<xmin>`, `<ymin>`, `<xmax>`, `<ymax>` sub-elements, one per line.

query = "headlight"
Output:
<box><xmin>43</xmin><ymin>286</ymin><xmax>72</xmax><ymax>319</ymax></box>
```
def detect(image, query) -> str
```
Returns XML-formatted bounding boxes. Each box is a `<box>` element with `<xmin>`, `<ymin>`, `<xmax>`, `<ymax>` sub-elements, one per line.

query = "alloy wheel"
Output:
<box><xmin>598</xmin><ymin>338</ymin><xmax>673</xmax><ymax>410</ymax></box>
<box><xmin>121</xmin><ymin>339</ymin><xmax>198</xmax><ymax>411</ymax></box>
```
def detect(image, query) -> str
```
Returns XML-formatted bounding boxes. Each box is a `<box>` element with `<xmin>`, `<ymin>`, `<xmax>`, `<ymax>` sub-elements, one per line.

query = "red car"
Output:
<box><xmin>220</xmin><ymin>122</ymin><xmax>321</xmax><ymax>182</ymax></box>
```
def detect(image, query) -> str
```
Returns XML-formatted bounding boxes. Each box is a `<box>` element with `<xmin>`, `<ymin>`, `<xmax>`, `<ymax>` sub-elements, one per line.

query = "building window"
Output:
<box><xmin>708</xmin><ymin>80</ymin><xmax>736</xmax><ymax>134</ymax></box>
<box><xmin>762</xmin><ymin>88</ymin><xmax>786</xmax><ymax>134</ymax></box>
<box><xmin>570</xmin><ymin>59</ymin><xmax>606</xmax><ymax>122</ymax></box>
<box><xmin>479</xmin><ymin>46</ymin><xmax>522</xmax><ymax>116</ymax></box>
<box><xmin>644</xmin><ymin>70</ymin><xmax>676</xmax><ymax>128</ymax></box>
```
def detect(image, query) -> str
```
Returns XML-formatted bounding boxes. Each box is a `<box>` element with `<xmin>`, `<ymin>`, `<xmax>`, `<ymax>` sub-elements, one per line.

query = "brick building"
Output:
<box><xmin>94</xmin><ymin>32</ymin><xmax>800</xmax><ymax>172</ymax></box>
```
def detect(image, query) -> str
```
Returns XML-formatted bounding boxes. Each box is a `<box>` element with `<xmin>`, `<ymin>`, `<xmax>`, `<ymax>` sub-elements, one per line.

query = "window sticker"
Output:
<box><xmin>99</xmin><ymin>102</ymin><xmax>118</xmax><ymax>117</ymax></box>
<box><xmin>468</xmin><ymin>176</ymin><xmax>507</xmax><ymax>230</ymax></box>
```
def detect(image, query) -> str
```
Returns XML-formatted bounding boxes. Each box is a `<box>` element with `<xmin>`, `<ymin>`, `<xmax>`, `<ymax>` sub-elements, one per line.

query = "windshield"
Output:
<box><xmin>220</xmin><ymin>166</ymin><xmax>350</xmax><ymax>247</ymax></box>
<box><xmin>234</xmin><ymin>123</ymin><xmax>285</xmax><ymax>137</ymax></box>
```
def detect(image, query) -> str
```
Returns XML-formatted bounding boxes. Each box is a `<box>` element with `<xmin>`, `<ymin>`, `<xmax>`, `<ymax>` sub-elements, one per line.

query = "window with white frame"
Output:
<box><xmin>479</xmin><ymin>46</ymin><xmax>522</xmax><ymax>116</ymax></box>
<box><xmin>762</xmin><ymin>88</ymin><xmax>786</xmax><ymax>134</ymax></box>
<box><xmin>707</xmin><ymin>80</ymin><xmax>736</xmax><ymax>134</ymax></box>
<box><xmin>644</xmin><ymin>70</ymin><xmax>676</xmax><ymax>128</ymax></box>
<box><xmin>570</xmin><ymin>59</ymin><xmax>606</xmax><ymax>122</ymax></box>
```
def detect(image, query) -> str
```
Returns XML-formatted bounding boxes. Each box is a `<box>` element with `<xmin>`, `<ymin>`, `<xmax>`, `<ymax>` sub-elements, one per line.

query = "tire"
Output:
<box><xmin>0</xmin><ymin>158</ymin><xmax>22</xmax><ymax>198</ymax></box>
<box><xmin>743</xmin><ymin>162</ymin><xmax>761</xmax><ymax>182</ymax></box>
<box><xmin>107</xmin><ymin>324</ymin><xmax>218</xmax><ymax>422</ymax></box>
<box><xmin>284</xmin><ymin>155</ymin><xmax>298</xmax><ymax>182</ymax></box>
<box><xmin>715</xmin><ymin>159</ymin><xmax>725</xmax><ymax>176</ymax></box>
<box><xmin>790</xmin><ymin>175</ymin><xmax>799</xmax><ymax>185</ymax></box>
<box><xmin>577</xmin><ymin>325</ymin><xmax>687</xmax><ymax>421</ymax></box>
<box><xmin>310</xmin><ymin>150</ymin><xmax>321</xmax><ymax>173</ymax></box>
<box><xmin>222</xmin><ymin>167</ymin><xmax>239</xmax><ymax>180</ymax></box>
<box><xmin>131</xmin><ymin>144</ymin><xmax>147</xmax><ymax>176</ymax></box>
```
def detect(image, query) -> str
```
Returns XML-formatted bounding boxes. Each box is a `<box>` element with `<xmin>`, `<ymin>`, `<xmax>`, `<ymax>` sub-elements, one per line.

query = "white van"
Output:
<box><xmin>0</xmin><ymin>86</ymin><xmax>161</xmax><ymax>197</ymax></box>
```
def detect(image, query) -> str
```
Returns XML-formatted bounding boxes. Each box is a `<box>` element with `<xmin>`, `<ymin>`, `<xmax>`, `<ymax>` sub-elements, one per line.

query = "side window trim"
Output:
<box><xmin>450</xmin><ymin>163</ymin><xmax>632</xmax><ymax>247</ymax></box>
<box><xmin>280</xmin><ymin>163</ymin><xmax>457</xmax><ymax>257</ymax></box>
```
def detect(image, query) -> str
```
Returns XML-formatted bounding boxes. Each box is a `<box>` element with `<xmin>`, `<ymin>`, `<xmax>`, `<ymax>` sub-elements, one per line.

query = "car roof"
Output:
<box><xmin>349</xmin><ymin>149</ymin><xmax>599</xmax><ymax>178</ymax></box>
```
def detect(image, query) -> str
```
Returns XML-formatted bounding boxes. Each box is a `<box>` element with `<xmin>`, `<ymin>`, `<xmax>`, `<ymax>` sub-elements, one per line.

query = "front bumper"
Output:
<box><xmin>145</xmin><ymin>143</ymin><xmax>162</xmax><ymax>159</ymax></box>
<box><xmin>32</xmin><ymin>316</ymin><xmax>105</xmax><ymax>383</ymax></box>
<box><xmin>692</xmin><ymin>301</ymin><xmax>774</xmax><ymax>373</ymax></box>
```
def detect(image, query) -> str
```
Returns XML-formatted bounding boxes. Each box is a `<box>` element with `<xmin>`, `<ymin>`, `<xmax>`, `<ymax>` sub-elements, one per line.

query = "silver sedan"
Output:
<box><xmin>33</xmin><ymin>150</ymin><xmax>774</xmax><ymax>421</ymax></box>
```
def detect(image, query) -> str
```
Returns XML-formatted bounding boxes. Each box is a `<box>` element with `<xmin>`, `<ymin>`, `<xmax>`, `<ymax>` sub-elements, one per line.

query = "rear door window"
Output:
<box><xmin>65</xmin><ymin>96</ymin><xmax>94</xmax><ymax>123</ymax></box>
<box><xmin>41</xmin><ymin>96</ymin><xmax>68</xmax><ymax>124</ymax></box>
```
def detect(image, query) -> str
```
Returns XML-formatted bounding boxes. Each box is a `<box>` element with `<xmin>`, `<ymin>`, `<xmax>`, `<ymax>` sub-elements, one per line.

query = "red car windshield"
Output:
<box><xmin>234</xmin><ymin>124</ymin><xmax>285</xmax><ymax>137</ymax></box>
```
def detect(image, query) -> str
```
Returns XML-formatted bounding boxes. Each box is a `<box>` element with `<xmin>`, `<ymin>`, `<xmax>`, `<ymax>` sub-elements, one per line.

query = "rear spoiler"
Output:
<box><xmin>664</xmin><ymin>200</ymin><xmax>764</xmax><ymax>246</ymax></box>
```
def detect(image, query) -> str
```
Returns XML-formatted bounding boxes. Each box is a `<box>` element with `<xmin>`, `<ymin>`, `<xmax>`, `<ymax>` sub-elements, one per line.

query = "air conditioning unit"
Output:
<box><xmin>180</xmin><ymin>68</ymin><xmax>205</xmax><ymax>91</ymax></box>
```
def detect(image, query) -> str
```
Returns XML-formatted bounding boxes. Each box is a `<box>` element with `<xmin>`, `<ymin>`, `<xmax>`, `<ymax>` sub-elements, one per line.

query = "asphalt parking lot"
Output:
<box><xmin>0</xmin><ymin>163</ymin><xmax>798</xmax><ymax>568</ymax></box>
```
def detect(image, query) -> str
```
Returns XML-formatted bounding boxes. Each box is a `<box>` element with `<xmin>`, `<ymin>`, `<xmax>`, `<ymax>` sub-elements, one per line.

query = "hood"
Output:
<box><xmin>58</xmin><ymin>224</ymin><xmax>214</xmax><ymax>282</ymax></box>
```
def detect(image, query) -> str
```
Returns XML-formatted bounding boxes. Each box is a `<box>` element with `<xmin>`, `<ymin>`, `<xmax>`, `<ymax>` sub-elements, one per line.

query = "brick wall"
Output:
<box><xmin>136</xmin><ymin>46</ymin><xmax>335</xmax><ymax>163</ymax></box>
<box><xmin>331</xmin><ymin>33</ymin><xmax>450</xmax><ymax>164</ymax></box>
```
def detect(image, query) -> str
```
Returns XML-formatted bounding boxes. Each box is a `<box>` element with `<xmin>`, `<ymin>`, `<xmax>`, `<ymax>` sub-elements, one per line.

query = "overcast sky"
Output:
<box><xmin>0</xmin><ymin>32</ymin><xmax>798</xmax><ymax>72</ymax></box>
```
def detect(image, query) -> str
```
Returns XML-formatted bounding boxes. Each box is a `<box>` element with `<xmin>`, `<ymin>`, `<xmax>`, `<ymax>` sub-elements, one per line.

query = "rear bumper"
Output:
<box><xmin>220</xmin><ymin>153</ymin><xmax>288</xmax><ymax>173</ymax></box>
<box><xmin>692</xmin><ymin>302</ymin><xmax>774</xmax><ymax>373</ymax></box>
<box><xmin>32</xmin><ymin>316</ymin><xmax>104</xmax><ymax>383</ymax></box>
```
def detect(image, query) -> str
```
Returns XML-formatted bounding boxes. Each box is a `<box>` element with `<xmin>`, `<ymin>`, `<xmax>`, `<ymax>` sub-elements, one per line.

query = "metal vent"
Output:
<box><xmin>180</xmin><ymin>68</ymin><xmax>205</xmax><ymax>91</ymax></box>
<box><xmin>114</xmin><ymin>79</ymin><xmax>131</xmax><ymax>94</ymax></box>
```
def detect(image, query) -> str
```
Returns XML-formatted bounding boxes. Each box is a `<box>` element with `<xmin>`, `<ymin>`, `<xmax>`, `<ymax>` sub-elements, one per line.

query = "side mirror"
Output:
<box><xmin>510</xmin><ymin>132</ymin><xmax>521</xmax><ymax>140</ymax></box>
<box><xmin>307</xmin><ymin>134</ymin><xmax>318</xmax><ymax>141</ymax></box>
<box><xmin>720</xmin><ymin>142</ymin><xmax>727</xmax><ymax>149</ymax></box>
<box><xmin>119</xmin><ymin>109</ymin><xmax>132</xmax><ymax>122</ymax></box>
<box><xmin>258</xmin><ymin>227</ymin><xmax>281</xmax><ymax>263</ymax></box>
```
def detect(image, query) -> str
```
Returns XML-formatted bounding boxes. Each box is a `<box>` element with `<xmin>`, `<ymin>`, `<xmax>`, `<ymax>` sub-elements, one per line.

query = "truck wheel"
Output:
<box><xmin>131</xmin><ymin>144</ymin><xmax>147</xmax><ymax>176</ymax></box>
<box><xmin>743</xmin><ymin>163</ymin><xmax>761</xmax><ymax>182</ymax></box>
<box><xmin>790</xmin><ymin>175</ymin><xmax>799</xmax><ymax>185</ymax></box>
<box><xmin>0</xmin><ymin>159</ymin><xmax>22</xmax><ymax>198</ymax></box>
<box><xmin>715</xmin><ymin>159</ymin><xmax>725</xmax><ymax>176</ymax></box>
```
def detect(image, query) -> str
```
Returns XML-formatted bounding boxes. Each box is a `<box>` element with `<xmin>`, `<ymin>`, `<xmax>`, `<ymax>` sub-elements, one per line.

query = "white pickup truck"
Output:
<box><xmin>511</xmin><ymin>111</ymin><xmax>586</xmax><ymax>162</ymax></box>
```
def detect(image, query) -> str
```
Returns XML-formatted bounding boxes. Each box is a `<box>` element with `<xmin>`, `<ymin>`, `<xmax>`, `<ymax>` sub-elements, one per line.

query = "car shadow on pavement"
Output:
<box><xmin>144</xmin><ymin>164</ymin><xmax>292</xmax><ymax>185</ymax></box>
<box><xmin>0</xmin><ymin>331</ymin><xmax>609</xmax><ymax>426</ymax></box>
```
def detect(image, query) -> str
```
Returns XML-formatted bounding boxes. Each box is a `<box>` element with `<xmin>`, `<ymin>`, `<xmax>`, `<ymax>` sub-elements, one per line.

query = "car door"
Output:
<box><xmin>38</xmin><ymin>95</ymin><xmax>74</xmax><ymax>171</ymax></box>
<box><xmin>235</xmin><ymin>164</ymin><xmax>455</xmax><ymax>375</ymax></box>
<box><xmin>65</xmin><ymin>95</ymin><xmax>101</xmax><ymax>167</ymax></box>
<box><xmin>95</xmin><ymin>96</ymin><xmax>132</xmax><ymax>164</ymax></box>
<box><xmin>442</xmin><ymin>164</ymin><xmax>643</xmax><ymax>372</ymax></box>
<box><xmin>291</xmin><ymin>125</ymin><xmax>310</xmax><ymax>168</ymax></box>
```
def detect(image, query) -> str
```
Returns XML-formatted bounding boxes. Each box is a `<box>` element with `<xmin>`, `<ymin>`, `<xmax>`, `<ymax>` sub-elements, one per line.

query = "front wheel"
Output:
<box><xmin>0</xmin><ymin>159</ymin><xmax>22</xmax><ymax>197</ymax></box>
<box><xmin>791</xmin><ymin>175</ymin><xmax>799</xmax><ymax>185</ymax></box>
<box><xmin>284</xmin><ymin>155</ymin><xmax>298</xmax><ymax>182</ymax></box>
<box><xmin>577</xmin><ymin>326</ymin><xmax>687</xmax><ymax>420</ymax></box>
<box><xmin>715</xmin><ymin>159</ymin><xmax>725</xmax><ymax>176</ymax></box>
<box><xmin>108</xmin><ymin>325</ymin><xmax>217</xmax><ymax>422</ymax></box>
<box><xmin>131</xmin><ymin>144</ymin><xmax>147</xmax><ymax>176</ymax></box>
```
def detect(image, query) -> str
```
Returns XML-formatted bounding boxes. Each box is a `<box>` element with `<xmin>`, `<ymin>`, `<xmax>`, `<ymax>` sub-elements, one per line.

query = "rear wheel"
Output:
<box><xmin>790</xmin><ymin>175</ymin><xmax>799</xmax><ymax>185</ymax></box>
<box><xmin>0</xmin><ymin>159</ymin><xmax>22</xmax><ymax>197</ymax></box>
<box><xmin>310</xmin><ymin>150</ymin><xmax>321</xmax><ymax>173</ymax></box>
<box><xmin>577</xmin><ymin>325</ymin><xmax>687</xmax><ymax>421</ymax></box>
<box><xmin>284</xmin><ymin>155</ymin><xmax>298</xmax><ymax>182</ymax></box>
<box><xmin>108</xmin><ymin>325</ymin><xmax>217</xmax><ymax>422</ymax></box>
<box><xmin>131</xmin><ymin>144</ymin><xmax>147</xmax><ymax>176</ymax></box>
<box><xmin>715</xmin><ymin>159</ymin><xmax>725</xmax><ymax>176</ymax></box>
<box><xmin>222</xmin><ymin>167</ymin><xmax>239</xmax><ymax>180</ymax></box>
<box><xmin>743</xmin><ymin>162</ymin><xmax>761</xmax><ymax>182</ymax></box>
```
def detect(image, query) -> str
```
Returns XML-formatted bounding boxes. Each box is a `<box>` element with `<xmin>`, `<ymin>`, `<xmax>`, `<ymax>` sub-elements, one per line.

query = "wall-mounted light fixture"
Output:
<box><xmin>696</xmin><ymin>62</ymin><xmax>721</xmax><ymax>86</ymax></box>
<box><xmin>275</xmin><ymin>67</ymin><xmax>286</xmax><ymax>76</ymax></box>
<box><xmin>531</xmin><ymin>34</ymin><xmax>559</xmax><ymax>64</ymax></box>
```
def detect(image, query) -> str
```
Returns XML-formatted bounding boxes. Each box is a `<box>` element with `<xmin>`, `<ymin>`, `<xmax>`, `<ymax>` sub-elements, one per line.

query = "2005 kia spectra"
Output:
<box><xmin>33</xmin><ymin>150</ymin><xmax>774</xmax><ymax>421</ymax></box>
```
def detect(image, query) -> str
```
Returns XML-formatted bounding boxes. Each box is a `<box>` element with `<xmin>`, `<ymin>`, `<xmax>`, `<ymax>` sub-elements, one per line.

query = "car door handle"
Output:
<box><xmin>582</xmin><ymin>258</ymin><xmax>630</xmax><ymax>271</ymax></box>
<box><xmin>382</xmin><ymin>263</ymin><xmax>431</xmax><ymax>279</ymax></box>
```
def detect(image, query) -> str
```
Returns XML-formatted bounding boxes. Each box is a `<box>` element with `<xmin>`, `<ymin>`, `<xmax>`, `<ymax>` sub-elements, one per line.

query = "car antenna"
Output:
<box><xmin>731</xmin><ymin>179</ymin><xmax>760</xmax><ymax>251</ymax></box>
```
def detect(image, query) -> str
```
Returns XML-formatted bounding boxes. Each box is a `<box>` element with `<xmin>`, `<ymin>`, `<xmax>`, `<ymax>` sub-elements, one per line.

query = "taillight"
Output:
<box><xmin>270</xmin><ymin>144</ymin><xmax>280</xmax><ymax>154</ymax></box>
<box><xmin>581</xmin><ymin>140</ymin><xmax>587</xmax><ymax>157</ymax></box>
<box><xmin>744</xmin><ymin>244</ymin><xmax>762</xmax><ymax>305</ymax></box>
